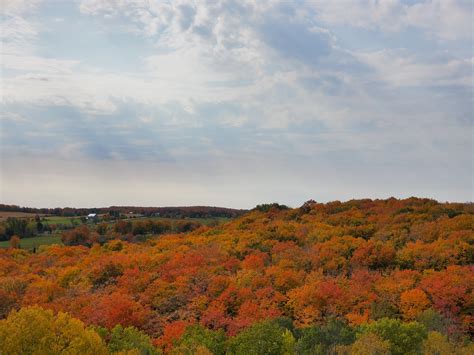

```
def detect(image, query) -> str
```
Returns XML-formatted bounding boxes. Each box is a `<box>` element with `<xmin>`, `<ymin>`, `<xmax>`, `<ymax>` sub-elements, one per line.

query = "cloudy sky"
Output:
<box><xmin>1</xmin><ymin>0</ymin><xmax>472</xmax><ymax>208</ymax></box>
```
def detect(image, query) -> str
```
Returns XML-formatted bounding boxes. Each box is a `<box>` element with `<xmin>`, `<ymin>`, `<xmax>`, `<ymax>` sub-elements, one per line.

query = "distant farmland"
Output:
<box><xmin>0</xmin><ymin>234</ymin><xmax>62</xmax><ymax>250</ymax></box>
<box><xmin>0</xmin><ymin>214</ymin><xmax>231</xmax><ymax>250</ymax></box>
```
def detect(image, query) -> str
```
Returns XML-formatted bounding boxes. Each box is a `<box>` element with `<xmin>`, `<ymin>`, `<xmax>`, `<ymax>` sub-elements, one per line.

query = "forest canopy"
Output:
<box><xmin>0</xmin><ymin>198</ymin><xmax>472</xmax><ymax>354</ymax></box>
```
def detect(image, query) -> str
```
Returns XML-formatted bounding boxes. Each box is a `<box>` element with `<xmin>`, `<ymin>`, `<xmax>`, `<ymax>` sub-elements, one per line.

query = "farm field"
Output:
<box><xmin>42</xmin><ymin>216</ymin><xmax>83</xmax><ymax>224</ymax></box>
<box><xmin>0</xmin><ymin>234</ymin><xmax>62</xmax><ymax>250</ymax></box>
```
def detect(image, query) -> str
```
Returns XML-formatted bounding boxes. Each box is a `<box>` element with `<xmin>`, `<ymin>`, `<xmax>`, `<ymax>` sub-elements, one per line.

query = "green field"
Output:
<box><xmin>0</xmin><ymin>235</ymin><xmax>63</xmax><ymax>250</ymax></box>
<box><xmin>42</xmin><ymin>216</ymin><xmax>83</xmax><ymax>226</ymax></box>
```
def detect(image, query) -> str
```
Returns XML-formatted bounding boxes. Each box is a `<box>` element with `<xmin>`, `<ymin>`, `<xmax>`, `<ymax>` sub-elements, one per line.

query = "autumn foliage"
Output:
<box><xmin>0</xmin><ymin>198</ymin><xmax>472</xmax><ymax>353</ymax></box>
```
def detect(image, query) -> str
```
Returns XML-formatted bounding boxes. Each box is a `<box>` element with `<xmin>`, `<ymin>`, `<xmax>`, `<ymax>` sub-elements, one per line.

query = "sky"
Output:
<box><xmin>0</xmin><ymin>0</ymin><xmax>473</xmax><ymax>208</ymax></box>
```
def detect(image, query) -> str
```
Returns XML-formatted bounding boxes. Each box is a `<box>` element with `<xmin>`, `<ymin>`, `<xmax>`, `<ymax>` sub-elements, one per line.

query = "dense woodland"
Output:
<box><xmin>0</xmin><ymin>198</ymin><xmax>473</xmax><ymax>354</ymax></box>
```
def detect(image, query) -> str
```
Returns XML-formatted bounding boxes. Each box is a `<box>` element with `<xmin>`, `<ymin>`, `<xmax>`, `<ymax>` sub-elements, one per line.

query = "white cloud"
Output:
<box><xmin>0</xmin><ymin>0</ymin><xmax>43</xmax><ymax>54</ymax></box>
<box><xmin>1</xmin><ymin>0</ymin><xmax>266</xmax><ymax>116</ymax></box>
<box><xmin>0</xmin><ymin>0</ymin><xmax>42</xmax><ymax>15</ymax></box>
<box><xmin>0</xmin><ymin>0</ymin><xmax>79</xmax><ymax>78</ymax></box>
<box><xmin>3</xmin><ymin>0</ymin><xmax>471</xmax><ymax>126</ymax></box>
<box><xmin>355</xmin><ymin>49</ymin><xmax>473</xmax><ymax>87</ymax></box>
<box><xmin>79</xmin><ymin>0</ymin><xmax>268</xmax><ymax>69</ymax></box>
<box><xmin>312</xmin><ymin>0</ymin><xmax>472</xmax><ymax>40</ymax></box>
<box><xmin>405</xmin><ymin>0</ymin><xmax>472</xmax><ymax>40</ymax></box>
<box><xmin>1</xmin><ymin>14</ymin><xmax>38</xmax><ymax>56</ymax></box>
<box><xmin>312</xmin><ymin>0</ymin><xmax>406</xmax><ymax>31</ymax></box>
<box><xmin>2</xmin><ymin>55</ymin><xmax>80</xmax><ymax>73</ymax></box>
<box><xmin>1</xmin><ymin>0</ymin><xmax>472</xmax><ymax>206</ymax></box>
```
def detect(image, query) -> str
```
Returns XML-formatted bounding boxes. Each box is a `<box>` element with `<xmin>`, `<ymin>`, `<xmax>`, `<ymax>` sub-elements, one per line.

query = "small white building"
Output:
<box><xmin>87</xmin><ymin>213</ymin><xmax>97</xmax><ymax>219</ymax></box>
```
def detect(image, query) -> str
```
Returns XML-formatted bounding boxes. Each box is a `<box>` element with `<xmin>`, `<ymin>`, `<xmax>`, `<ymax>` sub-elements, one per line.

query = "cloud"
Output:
<box><xmin>312</xmin><ymin>0</ymin><xmax>472</xmax><ymax>40</ymax></box>
<box><xmin>0</xmin><ymin>0</ymin><xmax>42</xmax><ymax>15</ymax></box>
<box><xmin>1</xmin><ymin>11</ymin><xmax>38</xmax><ymax>56</ymax></box>
<box><xmin>355</xmin><ymin>49</ymin><xmax>473</xmax><ymax>87</ymax></box>
<box><xmin>312</xmin><ymin>0</ymin><xmax>406</xmax><ymax>32</ymax></box>
<box><xmin>3</xmin><ymin>0</ymin><xmax>471</xmax><ymax>126</ymax></box>
<box><xmin>2</xmin><ymin>55</ymin><xmax>80</xmax><ymax>74</ymax></box>
<box><xmin>404</xmin><ymin>0</ymin><xmax>472</xmax><ymax>40</ymax></box>
<box><xmin>1</xmin><ymin>0</ymin><xmax>472</xmax><ymax>205</ymax></box>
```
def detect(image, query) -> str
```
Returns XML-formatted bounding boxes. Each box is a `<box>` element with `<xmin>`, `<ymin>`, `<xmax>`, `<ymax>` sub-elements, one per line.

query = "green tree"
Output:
<box><xmin>0</xmin><ymin>306</ymin><xmax>107</xmax><ymax>354</ymax></box>
<box><xmin>253</xmin><ymin>203</ymin><xmax>289</xmax><ymax>212</ymax></box>
<box><xmin>228</xmin><ymin>320</ymin><xmax>290</xmax><ymax>355</ymax></box>
<box><xmin>107</xmin><ymin>324</ymin><xmax>159</xmax><ymax>354</ymax></box>
<box><xmin>132</xmin><ymin>221</ymin><xmax>147</xmax><ymax>236</ymax></box>
<box><xmin>281</xmin><ymin>329</ymin><xmax>296</xmax><ymax>355</ymax></box>
<box><xmin>358</xmin><ymin>318</ymin><xmax>427</xmax><ymax>355</ymax></box>
<box><xmin>172</xmin><ymin>325</ymin><xmax>227</xmax><ymax>355</ymax></box>
<box><xmin>5</xmin><ymin>217</ymin><xmax>27</xmax><ymax>238</ymax></box>
<box><xmin>26</xmin><ymin>221</ymin><xmax>38</xmax><ymax>237</ymax></box>
<box><xmin>416</xmin><ymin>309</ymin><xmax>449</xmax><ymax>334</ymax></box>
<box><xmin>97</xmin><ymin>223</ymin><xmax>109</xmax><ymax>236</ymax></box>
<box><xmin>295</xmin><ymin>319</ymin><xmax>355</xmax><ymax>355</ymax></box>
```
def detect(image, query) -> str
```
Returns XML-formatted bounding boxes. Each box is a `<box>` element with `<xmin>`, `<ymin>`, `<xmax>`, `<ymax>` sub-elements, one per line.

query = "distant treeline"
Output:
<box><xmin>0</xmin><ymin>204</ymin><xmax>247</xmax><ymax>218</ymax></box>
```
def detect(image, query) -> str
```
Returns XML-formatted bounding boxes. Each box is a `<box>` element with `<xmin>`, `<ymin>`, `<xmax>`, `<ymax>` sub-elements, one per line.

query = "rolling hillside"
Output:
<box><xmin>0</xmin><ymin>198</ymin><xmax>472</xmax><ymax>354</ymax></box>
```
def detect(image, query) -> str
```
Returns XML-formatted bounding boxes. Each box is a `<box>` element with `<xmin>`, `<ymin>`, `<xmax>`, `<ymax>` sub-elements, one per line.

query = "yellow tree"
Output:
<box><xmin>422</xmin><ymin>331</ymin><xmax>455</xmax><ymax>355</ymax></box>
<box><xmin>351</xmin><ymin>333</ymin><xmax>390</xmax><ymax>355</ymax></box>
<box><xmin>9</xmin><ymin>235</ymin><xmax>20</xmax><ymax>249</ymax></box>
<box><xmin>0</xmin><ymin>306</ymin><xmax>108</xmax><ymax>354</ymax></box>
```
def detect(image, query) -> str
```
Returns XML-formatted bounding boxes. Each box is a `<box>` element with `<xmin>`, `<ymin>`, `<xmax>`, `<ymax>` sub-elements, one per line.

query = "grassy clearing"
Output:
<box><xmin>42</xmin><ymin>216</ymin><xmax>83</xmax><ymax>226</ymax></box>
<box><xmin>0</xmin><ymin>235</ymin><xmax>62</xmax><ymax>250</ymax></box>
